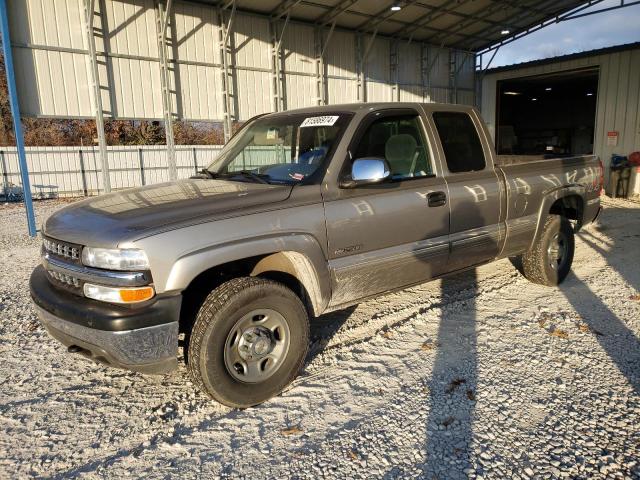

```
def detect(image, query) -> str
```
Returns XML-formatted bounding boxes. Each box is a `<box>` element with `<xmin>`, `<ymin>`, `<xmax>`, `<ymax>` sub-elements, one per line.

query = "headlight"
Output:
<box><xmin>81</xmin><ymin>247</ymin><xmax>149</xmax><ymax>271</ymax></box>
<box><xmin>83</xmin><ymin>283</ymin><xmax>155</xmax><ymax>304</ymax></box>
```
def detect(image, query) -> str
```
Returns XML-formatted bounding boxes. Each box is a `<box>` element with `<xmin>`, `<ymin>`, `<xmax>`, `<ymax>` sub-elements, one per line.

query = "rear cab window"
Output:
<box><xmin>432</xmin><ymin>112</ymin><xmax>486</xmax><ymax>173</ymax></box>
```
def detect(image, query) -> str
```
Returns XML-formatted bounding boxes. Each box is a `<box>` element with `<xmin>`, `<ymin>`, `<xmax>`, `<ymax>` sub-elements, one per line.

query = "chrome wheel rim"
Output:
<box><xmin>223</xmin><ymin>309</ymin><xmax>290</xmax><ymax>383</ymax></box>
<box><xmin>547</xmin><ymin>232</ymin><xmax>567</xmax><ymax>271</ymax></box>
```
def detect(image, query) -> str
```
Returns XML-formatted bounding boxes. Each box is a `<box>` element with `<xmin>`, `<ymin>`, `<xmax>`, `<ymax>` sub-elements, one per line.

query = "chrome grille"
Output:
<box><xmin>43</xmin><ymin>237</ymin><xmax>81</xmax><ymax>261</ymax></box>
<box><xmin>47</xmin><ymin>269</ymin><xmax>80</xmax><ymax>288</ymax></box>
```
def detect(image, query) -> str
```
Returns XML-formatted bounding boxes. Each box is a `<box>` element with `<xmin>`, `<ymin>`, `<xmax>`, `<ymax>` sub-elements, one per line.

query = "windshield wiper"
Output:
<box><xmin>232</xmin><ymin>170</ymin><xmax>271</xmax><ymax>184</ymax></box>
<box><xmin>191</xmin><ymin>168</ymin><xmax>218</xmax><ymax>179</ymax></box>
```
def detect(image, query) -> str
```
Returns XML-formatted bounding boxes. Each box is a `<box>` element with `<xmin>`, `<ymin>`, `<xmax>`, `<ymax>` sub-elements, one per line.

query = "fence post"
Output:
<box><xmin>78</xmin><ymin>148</ymin><xmax>88</xmax><ymax>196</ymax></box>
<box><xmin>0</xmin><ymin>150</ymin><xmax>8</xmax><ymax>198</ymax></box>
<box><xmin>192</xmin><ymin>147</ymin><xmax>198</xmax><ymax>176</ymax></box>
<box><xmin>138</xmin><ymin>148</ymin><xmax>146</xmax><ymax>185</ymax></box>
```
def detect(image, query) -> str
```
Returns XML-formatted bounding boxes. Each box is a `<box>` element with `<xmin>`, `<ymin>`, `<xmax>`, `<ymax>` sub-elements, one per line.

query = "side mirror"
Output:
<box><xmin>341</xmin><ymin>157</ymin><xmax>390</xmax><ymax>188</ymax></box>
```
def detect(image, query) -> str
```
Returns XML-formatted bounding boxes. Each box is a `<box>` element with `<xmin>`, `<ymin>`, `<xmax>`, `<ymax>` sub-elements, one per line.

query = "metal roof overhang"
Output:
<box><xmin>187</xmin><ymin>0</ymin><xmax>594</xmax><ymax>52</ymax></box>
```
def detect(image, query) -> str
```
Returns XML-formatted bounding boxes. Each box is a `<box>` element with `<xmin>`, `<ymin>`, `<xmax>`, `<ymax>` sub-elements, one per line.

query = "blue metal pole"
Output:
<box><xmin>0</xmin><ymin>0</ymin><xmax>36</xmax><ymax>237</ymax></box>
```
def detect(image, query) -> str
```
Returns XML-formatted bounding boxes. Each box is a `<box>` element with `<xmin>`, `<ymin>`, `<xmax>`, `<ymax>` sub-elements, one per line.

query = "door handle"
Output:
<box><xmin>427</xmin><ymin>191</ymin><xmax>447</xmax><ymax>207</ymax></box>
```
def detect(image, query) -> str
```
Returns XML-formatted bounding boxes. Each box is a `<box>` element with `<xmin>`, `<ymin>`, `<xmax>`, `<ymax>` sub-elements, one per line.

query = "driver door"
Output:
<box><xmin>323</xmin><ymin>109</ymin><xmax>450</xmax><ymax>308</ymax></box>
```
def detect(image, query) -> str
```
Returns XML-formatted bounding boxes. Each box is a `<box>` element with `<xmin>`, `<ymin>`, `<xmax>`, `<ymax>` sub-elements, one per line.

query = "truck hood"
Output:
<box><xmin>44</xmin><ymin>179</ymin><xmax>293</xmax><ymax>247</ymax></box>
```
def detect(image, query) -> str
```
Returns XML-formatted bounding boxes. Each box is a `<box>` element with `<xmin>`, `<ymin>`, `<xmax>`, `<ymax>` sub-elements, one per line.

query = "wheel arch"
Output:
<box><xmin>529</xmin><ymin>186</ymin><xmax>585</xmax><ymax>251</ymax></box>
<box><xmin>169</xmin><ymin>235</ymin><xmax>331</xmax><ymax>336</ymax></box>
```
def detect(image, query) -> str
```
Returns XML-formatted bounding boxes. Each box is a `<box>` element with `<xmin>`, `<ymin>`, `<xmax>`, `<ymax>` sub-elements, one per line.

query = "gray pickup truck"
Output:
<box><xmin>31</xmin><ymin>103</ymin><xmax>602</xmax><ymax>407</ymax></box>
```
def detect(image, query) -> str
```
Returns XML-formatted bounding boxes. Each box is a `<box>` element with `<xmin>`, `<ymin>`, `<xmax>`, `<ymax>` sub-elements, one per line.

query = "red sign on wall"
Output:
<box><xmin>607</xmin><ymin>131</ymin><xmax>619</xmax><ymax>146</ymax></box>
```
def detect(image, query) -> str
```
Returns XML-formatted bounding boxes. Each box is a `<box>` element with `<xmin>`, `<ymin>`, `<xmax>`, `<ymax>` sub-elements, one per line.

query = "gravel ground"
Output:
<box><xmin>0</xmin><ymin>196</ymin><xmax>639</xmax><ymax>479</ymax></box>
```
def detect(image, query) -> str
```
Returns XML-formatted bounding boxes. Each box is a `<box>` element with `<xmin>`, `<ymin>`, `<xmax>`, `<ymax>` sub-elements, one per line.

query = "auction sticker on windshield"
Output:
<box><xmin>300</xmin><ymin>116</ymin><xmax>339</xmax><ymax>128</ymax></box>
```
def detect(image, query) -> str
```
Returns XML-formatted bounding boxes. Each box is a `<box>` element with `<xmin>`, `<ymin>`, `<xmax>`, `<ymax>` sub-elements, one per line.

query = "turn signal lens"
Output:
<box><xmin>83</xmin><ymin>283</ymin><xmax>155</xmax><ymax>304</ymax></box>
<box><xmin>119</xmin><ymin>287</ymin><xmax>154</xmax><ymax>303</ymax></box>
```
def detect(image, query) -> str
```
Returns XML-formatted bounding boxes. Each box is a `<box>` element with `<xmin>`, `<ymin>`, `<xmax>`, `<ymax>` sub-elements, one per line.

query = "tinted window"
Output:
<box><xmin>352</xmin><ymin>115</ymin><xmax>432</xmax><ymax>180</ymax></box>
<box><xmin>433</xmin><ymin>112</ymin><xmax>485</xmax><ymax>173</ymax></box>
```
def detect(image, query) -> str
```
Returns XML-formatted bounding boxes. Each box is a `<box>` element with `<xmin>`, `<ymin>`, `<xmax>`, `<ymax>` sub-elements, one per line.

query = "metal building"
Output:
<box><xmin>1</xmin><ymin>0</ymin><xmax>638</xmax><ymax>235</ymax></box>
<box><xmin>480</xmin><ymin>42</ymin><xmax>640</xmax><ymax>196</ymax></box>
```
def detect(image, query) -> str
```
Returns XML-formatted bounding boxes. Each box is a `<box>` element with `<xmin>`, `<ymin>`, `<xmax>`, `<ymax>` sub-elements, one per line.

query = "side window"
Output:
<box><xmin>432</xmin><ymin>112</ymin><xmax>486</xmax><ymax>173</ymax></box>
<box><xmin>352</xmin><ymin>115</ymin><xmax>433</xmax><ymax>180</ymax></box>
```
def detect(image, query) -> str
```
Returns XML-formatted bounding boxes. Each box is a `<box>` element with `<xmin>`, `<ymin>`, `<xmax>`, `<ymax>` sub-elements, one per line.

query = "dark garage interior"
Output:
<box><xmin>496</xmin><ymin>68</ymin><xmax>599</xmax><ymax>156</ymax></box>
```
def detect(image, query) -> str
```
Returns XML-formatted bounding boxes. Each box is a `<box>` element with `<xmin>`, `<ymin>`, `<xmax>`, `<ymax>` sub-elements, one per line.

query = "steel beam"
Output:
<box><xmin>477</xmin><ymin>2</ymin><xmax>580</xmax><ymax>55</ymax></box>
<box><xmin>356</xmin><ymin>0</ymin><xmax>420</xmax><ymax>34</ymax></box>
<box><xmin>460</xmin><ymin>0</ymin><xmax>570</xmax><ymax>51</ymax></box>
<box><xmin>155</xmin><ymin>0</ymin><xmax>177</xmax><ymax>181</ymax></box>
<box><xmin>0</xmin><ymin>0</ymin><xmax>36</xmax><ymax>236</ymax></box>
<box><xmin>420</xmin><ymin>43</ymin><xmax>429</xmax><ymax>102</ymax></box>
<box><xmin>271</xmin><ymin>0</ymin><xmax>304</xmax><ymax>19</ymax></box>
<box><xmin>83</xmin><ymin>0</ymin><xmax>111</xmax><ymax>193</ymax></box>
<box><xmin>356</xmin><ymin>29</ymin><xmax>378</xmax><ymax>103</ymax></box>
<box><xmin>315</xmin><ymin>0</ymin><xmax>360</xmax><ymax>27</ymax></box>
<box><xmin>314</xmin><ymin>27</ymin><xmax>322</xmax><ymax>105</ymax></box>
<box><xmin>270</xmin><ymin>11</ymin><xmax>290</xmax><ymax>112</ymax></box>
<box><xmin>424</xmin><ymin>0</ymin><xmax>527</xmax><ymax>47</ymax></box>
<box><xmin>392</xmin><ymin>0</ymin><xmax>472</xmax><ymax>40</ymax></box>
<box><xmin>413</xmin><ymin>1</ymin><xmax>518</xmax><ymax>30</ymax></box>
<box><xmin>218</xmin><ymin>1</ymin><xmax>237</xmax><ymax>141</ymax></box>
<box><xmin>449</xmin><ymin>49</ymin><xmax>456</xmax><ymax>104</ymax></box>
<box><xmin>390</xmin><ymin>39</ymin><xmax>399</xmax><ymax>102</ymax></box>
<box><xmin>558</xmin><ymin>0</ymin><xmax>637</xmax><ymax>21</ymax></box>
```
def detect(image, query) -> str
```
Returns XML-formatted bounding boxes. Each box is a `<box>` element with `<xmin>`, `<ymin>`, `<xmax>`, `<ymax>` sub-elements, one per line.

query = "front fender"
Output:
<box><xmin>164</xmin><ymin>233</ymin><xmax>331</xmax><ymax>316</ymax></box>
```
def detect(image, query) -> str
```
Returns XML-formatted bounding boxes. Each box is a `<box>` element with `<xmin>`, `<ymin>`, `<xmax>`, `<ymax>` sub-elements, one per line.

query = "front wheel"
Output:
<box><xmin>187</xmin><ymin>277</ymin><xmax>309</xmax><ymax>408</ymax></box>
<box><xmin>519</xmin><ymin>215</ymin><xmax>575</xmax><ymax>286</ymax></box>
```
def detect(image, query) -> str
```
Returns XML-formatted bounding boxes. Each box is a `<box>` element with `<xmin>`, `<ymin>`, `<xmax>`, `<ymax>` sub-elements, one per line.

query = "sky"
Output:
<box><xmin>482</xmin><ymin>0</ymin><xmax>640</xmax><ymax>68</ymax></box>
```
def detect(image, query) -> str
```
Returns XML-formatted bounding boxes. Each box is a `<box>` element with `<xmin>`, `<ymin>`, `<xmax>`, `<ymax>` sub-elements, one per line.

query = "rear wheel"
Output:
<box><xmin>187</xmin><ymin>277</ymin><xmax>309</xmax><ymax>408</ymax></box>
<box><xmin>519</xmin><ymin>215</ymin><xmax>574</xmax><ymax>286</ymax></box>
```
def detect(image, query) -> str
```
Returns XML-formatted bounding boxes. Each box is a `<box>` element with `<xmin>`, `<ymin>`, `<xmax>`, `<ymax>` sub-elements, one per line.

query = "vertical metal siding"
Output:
<box><xmin>282</xmin><ymin>22</ymin><xmax>315</xmax><ymax>75</ymax></box>
<box><xmin>8</xmin><ymin>0</ymin><xmax>475</xmax><ymax>121</ymax></box>
<box><xmin>232</xmin><ymin>14</ymin><xmax>270</xmax><ymax>70</ymax></box>
<box><xmin>397</xmin><ymin>42</ymin><xmax>421</xmax><ymax>86</ymax></box>
<box><xmin>325</xmin><ymin>30</ymin><xmax>356</xmax><ymax>79</ymax></box>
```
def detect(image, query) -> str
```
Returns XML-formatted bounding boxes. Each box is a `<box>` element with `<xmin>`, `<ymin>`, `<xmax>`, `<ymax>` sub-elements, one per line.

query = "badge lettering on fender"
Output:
<box><xmin>334</xmin><ymin>244</ymin><xmax>362</xmax><ymax>256</ymax></box>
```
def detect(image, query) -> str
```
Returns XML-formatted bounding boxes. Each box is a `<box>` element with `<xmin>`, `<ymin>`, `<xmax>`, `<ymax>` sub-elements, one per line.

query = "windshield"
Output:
<box><xmin>206</xmin><ymin>113</ymin><xmax>351</xmax><ymax>184</ymax></box>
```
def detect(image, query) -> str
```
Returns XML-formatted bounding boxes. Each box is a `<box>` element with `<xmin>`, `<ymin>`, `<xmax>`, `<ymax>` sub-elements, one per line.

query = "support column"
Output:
<box><xmin>355</xmin><ymin>34</ymin><xmax>364</xmax><ymax>103</ymax></box>
<box><xmin>0</xmin><ymin>0</ymin><xmax>36</xmax><ymax>236</ymax></box>
<box><xmin>155</xmin><ymin>0</ymin><xmax>177</xmax><ymax>181</ymax></box>
<box><xmin>218</xmin><ymin>2</ymin><xmax>237</xmax><ymax>142</ymax></box>
<box><xmin>357</xmin><ymin>31</ymin><xmax>377</xmax><ymax>104</ymax></box>
<box><xmin>449</xmin><ymin>49</ymin><xmax>457</xmax><ymax>104</ymax></box>
<box><xmin>390</xmin><ymin>39</ymin><xmax>399</xmax><ymax>102</ymax></box>
<box><xmin>83</xmin><ymin>0</ymin><xmax>111</xmax><ymax>193</ymax></box>
<box><xmin>314</xmin><ymin>26</ymin><xmax>323</xmax><ymax>106</ymax></box>
<box><xmin>269</xmin><ymin>13</ymin><xmax>289</xmax><ymax>112</ymax></box>
<box><xmin>314</xmin><ymin>21</ymin><xmax>336</xmax><ymax>106</ymax></box>
<box><xmin>420</xmin><ymin>43</ymin><xmax>429</xmax><ymax>102</ymax></box>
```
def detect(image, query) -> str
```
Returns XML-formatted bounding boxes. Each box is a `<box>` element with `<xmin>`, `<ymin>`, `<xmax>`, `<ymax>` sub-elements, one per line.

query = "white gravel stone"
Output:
<box><xmin>0</xmin><ymin>197</ymin><xmax>639</xmax><ymax>479</ymax></box>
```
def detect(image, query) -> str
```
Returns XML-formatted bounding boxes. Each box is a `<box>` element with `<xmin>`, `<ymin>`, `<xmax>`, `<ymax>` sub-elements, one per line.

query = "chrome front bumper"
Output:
<box><xmin>35</xmin><ymin>304</ymin><xmax>179</xmax><ymax>375</ymax></box>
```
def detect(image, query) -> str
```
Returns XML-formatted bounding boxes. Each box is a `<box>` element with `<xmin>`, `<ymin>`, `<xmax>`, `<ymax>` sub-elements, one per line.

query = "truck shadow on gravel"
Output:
<box><xmin>419</xmin><ymin>270</ymin><xmax>479</xmax><ymax>479</ymax></box>
<box><xmin>558</xmin><ymin>217</ymin><xmax>640</xmax><ymax>395</ymax></box>
<box><xmin>559</xmin><ymin>272</ymin><xmax>639</xmax><ymax>394</ymax></box>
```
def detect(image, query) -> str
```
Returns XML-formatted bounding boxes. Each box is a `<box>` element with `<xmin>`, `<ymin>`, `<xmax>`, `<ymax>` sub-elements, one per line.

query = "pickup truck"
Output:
<box><xmin>30</xmin><ymin>103</ymin><xmax>603</xmax><ymax>407</ymax></box>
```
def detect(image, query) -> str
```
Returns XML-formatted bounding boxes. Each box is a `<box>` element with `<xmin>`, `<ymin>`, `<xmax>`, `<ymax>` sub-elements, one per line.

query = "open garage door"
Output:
<box><xmin>495</xmin><ymin>69</ymin><xmax>599</xmax><ymax>156</ymax></box>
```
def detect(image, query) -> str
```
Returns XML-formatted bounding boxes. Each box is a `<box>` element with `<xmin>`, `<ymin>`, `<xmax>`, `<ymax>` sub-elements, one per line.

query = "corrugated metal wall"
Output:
<box><xmin>481</xmin><ymin>46</ymin><xmax>640</xmax><ymax>195</ymax></box>
<box><xmin>8</xmin><ymin>0</ymin><xmax>476</xmax><ymax>122</ymax></box>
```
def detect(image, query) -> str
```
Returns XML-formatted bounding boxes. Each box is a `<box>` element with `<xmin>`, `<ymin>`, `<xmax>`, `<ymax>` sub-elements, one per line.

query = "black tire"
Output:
<box><xmin>187</xmin><ymin>277</ymin><xmax>309</xmax><ymax>408</ymax></box>
<box><xmin>519</xmin><ymin>215</ymin><xmax>574</xmax><ymax>286</ymax></box>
